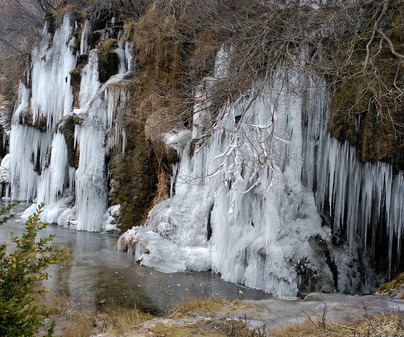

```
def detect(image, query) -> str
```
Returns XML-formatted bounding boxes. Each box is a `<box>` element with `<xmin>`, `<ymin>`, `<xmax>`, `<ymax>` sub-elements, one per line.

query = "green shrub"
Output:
<box><xmin>0</xmin><ymin>203</ymin><xmax>70</xmax><ymax>336</ymax></box>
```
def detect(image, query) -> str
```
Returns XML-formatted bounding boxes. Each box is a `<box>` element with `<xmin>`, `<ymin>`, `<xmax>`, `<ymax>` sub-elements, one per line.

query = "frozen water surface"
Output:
<box><xmin>2</xmin><ymin>203</ymin><xmax>402</xmax><ymax>322</ymax></box>
<box><xmin>0</xmin><ymin>202</ymin><xmax>270</xmax><ymax>315</ymax></box>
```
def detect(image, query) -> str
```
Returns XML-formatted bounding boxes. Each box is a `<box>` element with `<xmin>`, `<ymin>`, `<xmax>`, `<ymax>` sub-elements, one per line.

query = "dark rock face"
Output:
<box><xmin>70</xmin><ymin>54</ymin><xmax>88</xmax><ymax>108</ymax></box>
<box><xmin>109</xmin><ymin>120</ymin><xmax>159</xmax><ymax>232</ymax></box>
<box><xmin>59</xmin><ymin>114</ymin><xmax>82</xmax><ymax>169</ymax></box>
<box><xmin>98</xmin><ymin>39</ymin><xmax>120</xmax><ymax>83</ymax></box>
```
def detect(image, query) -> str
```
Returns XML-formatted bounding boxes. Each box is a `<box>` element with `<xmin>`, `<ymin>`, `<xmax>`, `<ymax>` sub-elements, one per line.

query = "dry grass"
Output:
<box><xmin>376</xmin><ymin>272</ymin><xmax>404</xmax><ymax>298</ymax></box>
<box><xmin>170</xmin><ymin>313</ymin><xmax>404</xmax><ymax>337</ymax></box>
<box><xmin>45</xmin><ymin>293</ymin><xmax>98</xmax><ymax>337</ymax></box>
<box><xmin>167</xmin><ymin>295</ymin><xmax>404</xmax><ymax>337</ymax></box>
<box><xmin>99</xmin><ymin>305</ymin><xmax>153</xmax><ymax>335</ymax></box>
<box><xmin>41</xmin><ymin>292</ymin><xmax>153</xmax><ymax>337</ymax></box>
<box><xmin>52</xmin><ymin>4</ymin><xmax>78</xmax><ymax>26</ymax></box>
<box><xmin>62</xmin><ymin>325</ymin><xmax>93</xmax><ymax>337</ymax></box>
<box><xmin>151</xmin><ymin>169</ymin><xmax>171</xmax><ymax>206</ymax></box>
<box><xmin>152</xmin><ymin>318</ymin><xmax>268</xmax><ymax>337</ymax></box>
<box><xmin>34</xmin><ymin>292</ymin><xmax>404</xmax><ymax>337</ymax></box>
<box><xmin>229</xmin><ymin>298</ymin><xmax>254</xmax><ymax>311</ymax></box>
<box><xmin>169</xmin><ymin>294</ymin><xmax>230</xmax><ymax>318</ymax></box>
<box><xmin>211</xmin><ymin>319</ymin><xmax>268</xmax><ymax>337</ymax></box>
<box><xmin>169</xmin><ymin>294</ymin><xmax>254</xmax><ymax>319</ymax></box>
<box><xmin>274</xmin><ymin>314</ymin><xmax>404</xmax><ymax>337</ymax></box>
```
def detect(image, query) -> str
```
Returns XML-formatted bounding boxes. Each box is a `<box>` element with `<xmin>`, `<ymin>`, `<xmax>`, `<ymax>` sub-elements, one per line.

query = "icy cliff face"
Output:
<box><xmin>120</xmin><ymin>67</ymin><xmax>335</xmax><ymax>297</ymax></box>
<box><xmin>314</xmin><ymin>111</ymin><xmax>404</xmax><ymax>281</ymax></box>
<box><xmin>10</xmin><ymin>16</ymin><xmax>76</xmax><ymax>203</ymax></box>
<box><xmin>118</xmin><ymin>50</ymin><xmax>404</xmax><ymax>297</ymax></box>
<box><xmin>4</xmin><ymin>15</ymin><xmax>130</xmax><ymax>231</ymax></box>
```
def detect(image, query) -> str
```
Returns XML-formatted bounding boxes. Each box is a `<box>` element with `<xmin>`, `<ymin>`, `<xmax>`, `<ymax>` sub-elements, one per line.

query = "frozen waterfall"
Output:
<box><xmin>4</xmin><ymin>15</ymin><xmax>130</xmax><ymax>231</ymax></box>
<box><xmin>119</xmin><ymin>68</ymin><xmax>336</xmax><ymax>298</ymax></box>
<box><xmin>118</xmin><ymin>54</ymin><xmax>403</xmax><ymax>297</ymax></box>
<box><xmin>10</xmin><ymin>16</ymin><xmax>75</xmax><ymax>202</ymax></box>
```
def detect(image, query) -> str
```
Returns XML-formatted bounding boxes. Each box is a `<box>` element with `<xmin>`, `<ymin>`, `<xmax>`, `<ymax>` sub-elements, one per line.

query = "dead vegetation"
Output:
<box><xmin>273</xmin><ymin>314</ymin><xmax>404</xmax><ymax>337</ymax></box>
<box><xmin>1</xmin><ymin>0</ymin><xmax>402</xmax><ymax>164</ymax></box>
<box><xmin>376</xmin><ymin>272</ymin><xmax>404</xmax><ymax>298</ymax></box>
<box><xmin>165</xmin><ymin>294</ymin><xmax>404</xmax><ymax>336</ymax></box>
<box><xmin>109</xmin><ymin>0</ymin><xmax>403</xmax><ymax>232</ymax></box>
<box><xmin>170</xmin><ymin>295</ymin><xmax>256</xmax><ymax>319</ymax></box>
<box><xmin>124</xmin><ymin>0</ymin><xmax>404</xmax><ymax>169</ymax></box>
<box><xmin>0</xmin><ymin>0</ymin><xmax>60</xmax><ymax>103</ymax></box>
<box><xmin>151</xmin><ymin>318</ymin><xmax>268</xmax><ymax>337</ymax></box>
<box><xmin>33</xmin><ymin>291</ymin><xmax>404</xmax><ymax>337</ymax></box>
<box><xmin>41</xmin><ymin>291</ymin><xmax>153</xmax><ymax>337</ymax></box>
<box><xmin>169</xmin><ymin>294</ymin><xmax>230</xmax><ymax>318</ymax></box>
<box><xmin>152</xmin><ymin>294</ymin><xmax>404</xmax><ymax>337</ymax></box>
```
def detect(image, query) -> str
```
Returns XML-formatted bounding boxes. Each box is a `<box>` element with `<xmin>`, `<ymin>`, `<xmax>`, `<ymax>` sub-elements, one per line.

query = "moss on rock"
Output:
<box><xmin>375</xmin><ymin>273</ymin><xmax>404</xmax><ymax>298</ymax></box>
<box><xmin>328</xmin><ymin>10</ymin><xmax>404</xmax><ymax>172</ymax></box>
<box><xmin>109</xmin><ymin>120</ymin><xmax>158</xmax><ymax>232</ymax></box>
<box><xmin>70</xmin><ymin>54</ymin><xmax>88</xmax><ymax>108</ymax></box>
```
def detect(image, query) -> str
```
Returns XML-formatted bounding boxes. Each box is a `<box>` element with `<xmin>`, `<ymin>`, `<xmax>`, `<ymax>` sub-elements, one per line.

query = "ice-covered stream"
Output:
<box><xmin>0</xmin><ymin>202</ymin><xmax>271</xmax><ymax>314</ymax></box>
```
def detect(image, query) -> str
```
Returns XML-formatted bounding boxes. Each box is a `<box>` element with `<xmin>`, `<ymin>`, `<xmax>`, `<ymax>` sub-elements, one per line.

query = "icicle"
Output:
<box><xmin>12</xmin><ymin>83</ymin><xmax>30</xmax><ymax>122</ymax></box>
<box><xmin>79</xmin><ymin>50</ymin><xmax>100</xmax><ymax>109</ymax></box>
<box><xmin>74</xmin><ymin>48</ymin><xmax>122</xmax><ymax>231</ymax></box>
<box><xmin>9</xmin><ymin>14</ymin><xmax>76</xmax><ymax>204</ymax></box>
<box><xmin>75</xmin><ymin>123</ymin><xmax>108</xmax><ymax>231</ymax></box>
<box><xmin>0</xmin><ymin>101</ymin><xmax>13</xmax><ymax>146</ymax></box>
<box><xmin>170</xmin><ymin>163</ymin><xmax>178</xmax><ymax>197</ymax></box>
<box><xmin>74</xmin><ymin>124</ymin><xmax>80</xmax><ymax>149</ymax></box>
<box><xmin>125</xmin><ymin>42</ymin><xmax>133</xmax><ymax>71</ymax></box>
<box><xmin>80</xmin><ymin>20</ymin><xmax>90</xmax><ymax>55</ymax></box>
<box><xmin>121</xmin><ymin>128</ymin><xmax>127</xmax><ymax>155</ymax></box>
<box><xmin>121</xmin><ymin>64</ymin><xmax>335</xmax><ymax>298</ymax></box>
<box><xmin>115</xmin><ymin>39</ymin><xmax>126</xmax><ymax>74</ymax></box>
<box><xmin>0</xmin><ymin>154</ymin><xmax>11</xmax><ymax>193</ymax></box>
<box><xmin>314</xmin><ymin>104</ymin><xmax>404</xmax><ymax>275</ymax></box>
<box><xmin>9</xmin><ymin>125</ymin><xmax>47</xmax><ymax>201</ymax></box>
<box><xmin>8</xmin><ymin>13</ymin><xmax>133</xmax><ymax>232</ymax></box>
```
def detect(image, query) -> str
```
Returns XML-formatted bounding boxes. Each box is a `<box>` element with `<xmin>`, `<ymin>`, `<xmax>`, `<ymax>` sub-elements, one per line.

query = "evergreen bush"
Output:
<box><xmin>0</xmin><ymin>203</ymin><xmax>70</xmax><ymax>336</ymax></box>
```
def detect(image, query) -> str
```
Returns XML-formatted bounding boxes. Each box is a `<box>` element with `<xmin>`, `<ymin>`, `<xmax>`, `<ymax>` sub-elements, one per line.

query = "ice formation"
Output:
<box><xmin>4</xmin><ymin>15</ymin><xmax>130</xmax><ymax>231</ymax></box>
<box><xmin>0</xmin><ymin>154</ymin><xmax>11</xmax><ymax>197</ymax></box>
<box><xmin>104</xmin><ymin>204</ymin><xmax>122</xmax><ymax>232</ymax></box>
<box><xmin>119</xmin><ymin>68</ymin><xmax>335</xmax><ymax>297</ymax></box>
<box><xmin>10</xmin><ymin>12</ymin><xmax>76</xmax><ymax>202</ymax></box>
<box><xmin>118</xmin><ymin>50</ymin><xmax>404</xmax><ymax>297</ymax></box>
<box><xmin>315</xmin><ymin>118</ymin><xmax>404</xmax><ymax>279</ymax></box>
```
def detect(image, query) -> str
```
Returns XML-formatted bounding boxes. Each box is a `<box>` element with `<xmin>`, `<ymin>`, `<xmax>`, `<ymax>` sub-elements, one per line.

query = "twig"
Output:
<box><xmin>377</xmin><ymin>29</ymin><xmax>404</xmax><ymax>61</ymax></box>
<box><xmin>329</xmin><ymin>322</ymin><xmax>364</xmax><ymax>332</ymax></box>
